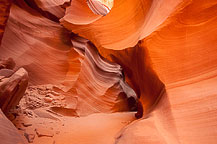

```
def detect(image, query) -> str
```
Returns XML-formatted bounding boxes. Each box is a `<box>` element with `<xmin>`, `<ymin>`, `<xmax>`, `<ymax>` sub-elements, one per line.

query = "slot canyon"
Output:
<box><xmin>0</xmin><ymin>0</ymin><xmax>217</xmax><ymax>143</ymax></box>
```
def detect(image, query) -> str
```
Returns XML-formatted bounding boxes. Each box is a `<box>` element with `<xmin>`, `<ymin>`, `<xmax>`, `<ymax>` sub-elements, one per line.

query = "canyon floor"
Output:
<box><xmin>9</xmin><ymin>84</ymin><xmax>136</xmax><ymax>144</ymax></box>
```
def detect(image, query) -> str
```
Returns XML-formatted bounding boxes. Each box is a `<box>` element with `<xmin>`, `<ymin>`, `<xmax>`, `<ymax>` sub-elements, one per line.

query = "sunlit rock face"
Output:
<box><xmin>61</xmin><ymin>0</ymin><xmax>188</xmax><ymax>49</ymax></box>
<box><xmin>87</xmin><ymin>0</ymin><xmax>113</xmax><ymax>16</ymax></box>
<box><xmin>0</xmin><ymin>0</ymin><xmax>217</xmax><ymax>143</ymax></box>
<box><xmin>60</xmin><ymin>0</ymin><xmax>217</xmax><ymax>143</ymax></box>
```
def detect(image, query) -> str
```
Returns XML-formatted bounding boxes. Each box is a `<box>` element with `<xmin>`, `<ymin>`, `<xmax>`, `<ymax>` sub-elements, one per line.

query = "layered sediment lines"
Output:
<box><xmin>60</xmin><ymin>0</ymin><xmax>189</xmax><ymax>49</ymax></box>
<box><xmin>61</xmin><ymin>0</ymin><xmax>217</xmax><ymax>143</ymax></box>
<box><xmin>1</xmin><ymin>0</ymin><xmax>217</xmax><ymax>143</ymax></box>
<box><xmin>0</xmin><ymin>1</ymin><xmax>136</xmax><ymax>116</ymax></box>
<box><xmin>100</xmin><ymin>0</ymin><xmax>217</xmax><ymax>143</ymax></box>
<box><xmin>69</xmin><ymin>35</ymin><xmax>137</xmax><ymax>115</ymax></box>
<box><xmin>134</xmin><ymin>1</ymin><xmax>217</xmax><ymax>143</ymax></box>
<box><xmin>0</xmin><ymin>2</ymin><xmax>71</xmax><ymax>84</ymax></box>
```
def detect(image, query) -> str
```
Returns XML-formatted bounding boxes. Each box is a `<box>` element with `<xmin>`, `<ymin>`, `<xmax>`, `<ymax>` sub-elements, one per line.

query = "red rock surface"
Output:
<box><xmin>0</xmin><ymin>0</ymin><xmax>217</xmax><ymax>143</ymax></box>
<box><xmin>0</xmin><ymin>0</ymin><xmax>12</xmax><ymax>45</ymax></box>
<box><xmin>0</xmin><ymin>67</ymin><xmax>28</xmax><ymax>113</ymax></box>
<box><xmin>0</xmin><ymin>109</ymin><xmax>27</xmax><ymax>143</ymax></box>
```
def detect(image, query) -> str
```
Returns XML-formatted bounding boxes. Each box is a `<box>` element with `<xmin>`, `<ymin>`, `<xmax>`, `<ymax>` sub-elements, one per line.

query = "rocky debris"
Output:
<box><xmin>24</xmin><ymin>133</ymin><xmax>35</xmax><ymax>143</ymax></box>
<box><xmin>22</xmin><ymin>85</ymin><xmax>64</xmax><ymax>110</ymax></box>
<box><xmin>35</xmin><ymin>127</ymin><xmax>54</xmax><ymax>137</ymax></box>
<box><xmin>24</xmin><ymin>94</ymin><xmax>45</xmax><ymax>110</ymax></box>
<box><xmin>22</xmin><ymin>122</ymin><xmax>32</xmax><ymax>127</ymax></box>
<box><xmin>0</xmin><ymin>67</ymin><xmax>29</xmax><ymax>114</ymax></box>
<box><xmin>8</xmin><ymin>83</ymin><xmax>80</xmax><ymax>144</ymax></box>
<box><xmin>8</xmin><ymin>84</ymin><xmax>78</xmax><ymax>143</ymax></box>
<box><xmin>46</xmin><ymin>93</ymin><xmax>55</xmax><ymax>98</ymax></box>
<box><xmin>44</xmin><ymin>97</ymin><xmax>53</xmax><ymax>103</ymax></box>
<box><xmin>50</xmin><ymin>91</ymin><xmax>60</xmax><ymax>96</ymax></box>
<box><xmin>23</xmin><ymin>110</ymin><xmax>34</xmax><ymax>118</ymax></box>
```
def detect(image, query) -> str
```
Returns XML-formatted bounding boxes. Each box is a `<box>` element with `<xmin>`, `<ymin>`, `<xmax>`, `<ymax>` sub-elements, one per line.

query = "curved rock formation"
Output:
<box><xmin>0</xmin><ymin>1</ymin><xmax>137</xmax><ymax>116</ymax></box>
<box><xmin>60</xmin><ymin>0</ymin><xmax>190</xmax><ymax>49</ymax></box>
<box><xmin>69</xmin><ymin>34</ymin><xmax>137</xmax><ymax>115</ymax></box>
<box><xmin>0</xmin><ymin>0</ymin><xmax>217</xmax><ymax>143</ymax></box>
<box><xmin>61</xmin><ymin>0</ymin><xmax>217</xmax><ymax>143</ymax></box>
<box><xmin>0</xmin><ymin>2</ymin><xmax>71</xmax><ymax>84</ymax></box>
<box><xmin>87</xmin><ymin>0</ymin><xmax>113</xmax><ymax>16</ymax></box>
<box><xmin>97</xmin><ymin>0</ymin><xmax>217</xmax><ymax>143</ymax></box>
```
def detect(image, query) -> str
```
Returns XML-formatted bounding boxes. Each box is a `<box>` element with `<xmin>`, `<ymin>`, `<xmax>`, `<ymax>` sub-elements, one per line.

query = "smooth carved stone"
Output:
<box><xmin>0</xmin><ymin>68</ymin><xmax>28</xmax><ymax>114</ymax></box>
<box><xmin>0</xmin><ymin>4</ymin><xmax>72</xmax><ymax>85</ymax></box>
<box><xmin>87</xmin><ymin>0</ymin><xmax>113</xmax><ymax>16</ymax></box>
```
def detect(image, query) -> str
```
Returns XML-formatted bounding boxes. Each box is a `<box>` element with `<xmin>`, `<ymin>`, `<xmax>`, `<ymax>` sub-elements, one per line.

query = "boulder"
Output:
<box><xmin>0</xmin><ymin>68</ymin><xmax>28</xmax><ymax>113</ymax></box>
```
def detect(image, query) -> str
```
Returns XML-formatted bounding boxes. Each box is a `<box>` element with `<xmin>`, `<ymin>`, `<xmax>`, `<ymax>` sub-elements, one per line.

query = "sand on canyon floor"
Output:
<box><xmin>9</xmin><ymin>84</ymin><xmax>136</xmax><ymax>144</ymax></box>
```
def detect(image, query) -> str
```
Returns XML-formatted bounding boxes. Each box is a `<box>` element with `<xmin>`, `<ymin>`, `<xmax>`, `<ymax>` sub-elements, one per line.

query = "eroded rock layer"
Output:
<box><xmin>69</xmin><ymin>34</ymin><xmax>137</xmax><ymax>115</ymax></box>
<box><xmin>61</xmin><ymin>0</ymin><xmax>217</xmax><ymax>143</ymax></box>
<box><xmin>0</xmin><ymin>1</ymin><xmax>137</xmax><ymax>116</ymax></box>
<box><xmin>0</xmin><ymin>2</ymin><xmax>71</xmax><ymax>85</ymax></box>
<box><xmin>99</xmin><ymin>0</ymin><xmax>217</xmax><ymax>143</ymax></box>
<box><xmin>0</xmin><ymin>0</ymin><xmax>217</xmax><ymax>143</ymax></box>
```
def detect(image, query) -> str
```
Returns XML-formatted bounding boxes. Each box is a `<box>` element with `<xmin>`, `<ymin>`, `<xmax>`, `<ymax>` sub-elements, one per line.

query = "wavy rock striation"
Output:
<box><xmin>0</xmin><ymin>1</ymin><xmax>137</xmax><ymax>116</ymax></box>
<box><xmin>68</xmin><ymin>34</ymin><xmax>137</xmax><ymax>115</ymax></box>
<box><xmin>61</xmin><ymin>0</ymin><xmax>217</xmax><ymax>143</ymax></box>
<box><xmin>0</xmin><ymin>2</ymin><xmax>71</xmax><ymax>84</ymax></box>
<box><xmin>1</xmin><ymin>0</ymin><xmax>217</xmax><ymax>143</ymax></box>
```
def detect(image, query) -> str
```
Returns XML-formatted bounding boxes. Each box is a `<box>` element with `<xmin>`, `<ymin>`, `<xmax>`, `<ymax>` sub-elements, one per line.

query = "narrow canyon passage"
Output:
<box><xmin>1</xmin><ymin>0</ymin><xmax>217</xmax><ymax>144</ymax></box>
